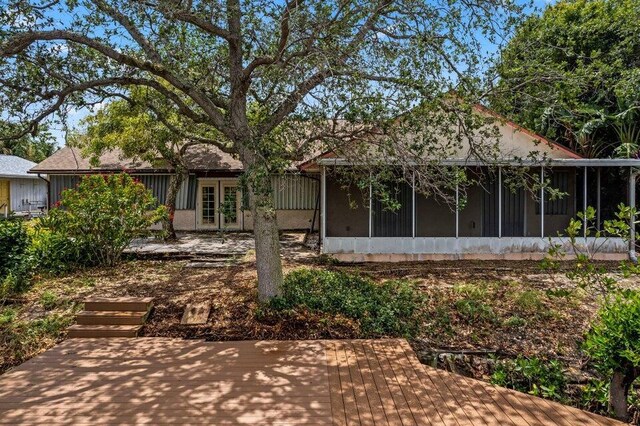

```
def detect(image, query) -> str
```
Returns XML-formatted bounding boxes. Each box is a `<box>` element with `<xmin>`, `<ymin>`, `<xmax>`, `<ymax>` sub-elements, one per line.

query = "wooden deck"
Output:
<box><xmin>0</xmin><ymin>338</ymin><xmax>622</xmax><ymax>425</ymax></box>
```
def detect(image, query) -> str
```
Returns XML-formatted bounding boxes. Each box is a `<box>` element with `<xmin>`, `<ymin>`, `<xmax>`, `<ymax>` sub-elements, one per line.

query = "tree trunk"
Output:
<box><xmin>252</xmin><ymin>192</ymin><xmax>284</xmax><ymax>302</ymax></box>
<box><xmin>242</xmin><ymin>155</ymin><xmax>284</xmax><ymax>302</ymax></box>
<box><xmin>164</xmin><ymin>167</ymin><xmax>188</xmax><ymax>241</ymax></box>
<box><xmin>609</xmin><ymin>369</ymin><xmax>635</xmax><ymax>421</ymax></box>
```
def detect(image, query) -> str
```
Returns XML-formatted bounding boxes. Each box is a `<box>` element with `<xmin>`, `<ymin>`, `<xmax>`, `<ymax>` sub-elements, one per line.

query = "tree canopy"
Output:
<box><xmin>0</xmin><ymin>121</ymin><xmax>56</xmax><ymax>162</ymax></box>
<box><xmin>489</xmin><ymin>0</ymin><xmax>640</xmax><ymax>158</ymax></box>
<box><xmin>1</xmin><ymin>0</ymin><xmax>522</xmax><ymax>299</ymax></box>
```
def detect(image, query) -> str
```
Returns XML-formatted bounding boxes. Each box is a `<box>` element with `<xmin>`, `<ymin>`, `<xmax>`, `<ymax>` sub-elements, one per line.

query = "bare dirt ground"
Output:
<box><xmin>4</xmin><ymin>234</ymin><xmax>638</xmax><ymax>381</ymax></box>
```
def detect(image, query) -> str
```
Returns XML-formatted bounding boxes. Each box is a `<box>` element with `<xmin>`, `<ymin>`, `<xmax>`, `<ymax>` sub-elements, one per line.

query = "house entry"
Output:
<box><xmin>197</xmin><ymin>179</ymin><xmax>241</xmax><ymax>230</ymax></box>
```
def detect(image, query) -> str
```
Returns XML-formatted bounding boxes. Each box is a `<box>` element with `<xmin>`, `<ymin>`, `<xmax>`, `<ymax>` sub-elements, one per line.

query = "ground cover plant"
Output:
<box><xmin>263</xmin><ymin>268</ymin><xmax>425</xmax><ymax>337</ymax></box>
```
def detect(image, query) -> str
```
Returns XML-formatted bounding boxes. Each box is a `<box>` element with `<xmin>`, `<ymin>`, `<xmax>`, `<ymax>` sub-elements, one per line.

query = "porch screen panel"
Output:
<box><xmin>482</xmin><ymin>179</ymin><xmax>499</xmax><ymax>237</ymax></box>
<box><xmin>372</xmin><ymin>181</ymin><xmax>413</xmax><ymax>237</ymax></box>
<box><xmin>325</xmin><ymin>175</ymin><xmax>369</xmax><ymax>237</ymax></box>
<box><xmin>502</xmin><ymin>187</ymin><xmax>525</xmax><ymax>237</ymax></box>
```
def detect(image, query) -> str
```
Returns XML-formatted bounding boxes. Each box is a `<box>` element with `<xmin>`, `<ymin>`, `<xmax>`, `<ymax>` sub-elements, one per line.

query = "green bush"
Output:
<box><xmin>0</xmin><ymin>219</ymin><xmax>33</xmax><ymax>296</ymax></box>
<box><xmin>491</xmin><ymin>356</ymin><xmax>567</xmax><ymax>401</ymax></box>
<box><xmin>269</xmin><ymin>268</ymin><xmax>425</xmax><ymax>337</ymax></box>
<box><xmin>29</xmin><ymin>226</ymin><xmax>90</xmax><ymax>274</ymax></box>
<box><xmin>583</xmin><ymin>290</ymin><xmax>640</xmax><ymax>420</ymax></box>
<box><xmin>42</xmin><ymin>174</ymin><xmax>167</xmax><ymax>267</ymax></box>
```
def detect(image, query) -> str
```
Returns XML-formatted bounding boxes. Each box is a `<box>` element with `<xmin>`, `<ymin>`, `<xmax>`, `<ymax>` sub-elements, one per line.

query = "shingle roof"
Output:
<box><xmin>30</xmin><ymin>145</ymin><xmax>244</xmax><ymax>174</ymax></box>
<box><xmin>0</xmin><ymin>155</ymin><xmax>39</xmax><ymax>179</ymax></box>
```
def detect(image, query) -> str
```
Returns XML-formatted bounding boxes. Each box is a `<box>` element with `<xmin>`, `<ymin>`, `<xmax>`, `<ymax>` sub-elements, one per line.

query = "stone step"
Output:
<box><xmin>76</xmin><ymin>310</ymin><xmax>149</xmax><ymax>326</ymax></box>
<box><xmin>83</xmin><ymin>297</ymin><xmax>153</xmax><ymax>312</ymax></box>
<box><xmin>67</xmin><ymin>324</ymin><xmax>142</xmax><ymax>338</ymax></box>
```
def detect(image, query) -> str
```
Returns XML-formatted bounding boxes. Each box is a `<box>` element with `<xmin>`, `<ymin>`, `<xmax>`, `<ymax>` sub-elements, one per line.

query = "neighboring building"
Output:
<box><xmin>301</xmin><ymin>106</ymin><xmax>640</xmax><ymax>261</ymax></box>
<box><xmin>0</xmin><ymin>154</ymin><xmax>48</xmax><ymax>217</ymax></box>
<box><xmin>29</xmin><ymin>145</ymin><xmax>319</xmax><ymax>231</ymax></box>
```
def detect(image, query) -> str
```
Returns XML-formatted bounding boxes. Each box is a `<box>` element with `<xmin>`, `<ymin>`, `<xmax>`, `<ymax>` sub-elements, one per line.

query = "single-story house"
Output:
<box><xmin>29</xmin><ymin>106</ymin><xmax>640</xmax><ymax>261</ymax></box>
<box><xmin>0</xmin><ymin>154</ymin><xmax>48</xmax><ymax>217</ymax></box>
<box><xmin>28</xmin><ymin>145</ymin><xmax>320</xmax><ymax>231</ymax></box>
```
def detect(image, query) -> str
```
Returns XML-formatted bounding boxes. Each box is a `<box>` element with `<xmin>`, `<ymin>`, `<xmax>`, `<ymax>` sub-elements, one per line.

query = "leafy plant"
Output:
<box><xmin>40</xmin><ymin>291</ymin><xmax>59</xmax><ymax>310</ymax></box>
<box><xmin>584</xmin><ymin>291</ymin><xmax>640</xmax><ymax>421</ymax></box>
<box><xmin>542</xmin><ymin>204</ymin><xmax>636</xmax><ymax>296</ymax></box>
<box><xmin>453</xmin><ymin>283</ymin><xmax>495</xmax><ymax>323</ymax></box>
<box><xmin>41</xmin><ymin>174</ymin><xmax>167</xmax><ymax>267</ymax></box>
<box><xmin>491</xmin><ymin>356</ymin><xmax>567</xmax><ymax>401</ymax></box>
<box><xmin>268</xmin><ymin>269</ymin><xmax>425</xmax><ymax>337</ymax></box>
<box><xmin>0</xmin><ymin>219</ymin><xmax>33</xmax><ymax>297</ymax></box>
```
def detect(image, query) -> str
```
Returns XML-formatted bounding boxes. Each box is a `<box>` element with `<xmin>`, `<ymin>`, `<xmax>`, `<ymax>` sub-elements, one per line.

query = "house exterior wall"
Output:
<box><xmin>242</xmin><ymin>209</ymin><xmax>318</xmax><ymax>231</ymax></box>
<box><xmin>10</xmin><ymin>178</ymin><xmax>47</xmax><ymax>212</ymax></box>
<box><xmin>48</xmin><ymin>173</ymin><xmax>318</xmax><ymax>231</ymax></box>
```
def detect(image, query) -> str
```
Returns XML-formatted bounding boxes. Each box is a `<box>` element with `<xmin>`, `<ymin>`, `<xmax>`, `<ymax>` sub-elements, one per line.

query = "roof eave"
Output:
<box><xmin>317</xmin><ymin>158</ymin><xmax>640</xmax><ymax>167</ymax></box>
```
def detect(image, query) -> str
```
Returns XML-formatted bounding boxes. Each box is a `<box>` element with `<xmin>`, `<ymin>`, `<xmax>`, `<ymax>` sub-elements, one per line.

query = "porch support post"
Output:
<box><xmin>412</xmin><ymin>172</ymin><xmax>416</xmax><ymax>238</ymax></box>
<box><xmin>597</xmin><ymin>167</ymin><xmax>601</xmax><ymax>231</ymax></box>
<box><xmin>368</xmin><ymin>173</ymin><xmax>372</xmax><ymax>238</ymax></box>
<box><xmin>630</xmin><ymin>167</ymin><xmax>637</xmax><ymax>262</ymax></box>
<box><xmin>498</xmin><ymin>166</ymin><xmax>502</xmax><ymax>238</ymax></box>
<box><xmin>321</xmin><ymin>166</ymin><xmax>326</xmax><ymax>246</ymax></box>
<box><xmin>455</xmin><ymin>180</ymin><xmax>459</xmax><ymax>239</ymax></box>
<box><xmin>540</xmin><ymin>167</ymin><xmax>545</xmax><ymax>238</ymax></box>
<box><xmin>583</xmin><ymin>166</ymin><xmax>588</xmax><ymax>238</ymax></box>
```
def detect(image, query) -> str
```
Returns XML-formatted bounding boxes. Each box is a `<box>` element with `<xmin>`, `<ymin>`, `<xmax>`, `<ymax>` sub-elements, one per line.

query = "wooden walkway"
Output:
<box><xmin>0</xmin><ymin>338</ymin><xmax>622</xmax><ymax>425</ymax></box>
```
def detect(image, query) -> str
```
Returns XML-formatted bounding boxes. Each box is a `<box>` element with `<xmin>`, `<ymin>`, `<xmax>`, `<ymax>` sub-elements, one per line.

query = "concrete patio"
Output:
<box><xmin>0</xmin><ymin>338</ymin><xmax>622</xmax><ymax>425</ymax></box>
<box><xmin>126</xmin><ymin>232</ymin><xmax>317</xmax><ymax>262</ymax></box>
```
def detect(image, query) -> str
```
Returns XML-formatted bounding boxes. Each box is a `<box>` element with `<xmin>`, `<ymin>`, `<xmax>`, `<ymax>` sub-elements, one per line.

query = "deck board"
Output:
<box><xmin>0</xmin><ymin>338</ymin><xmax>624</xmax><ymax>425</ymax></box>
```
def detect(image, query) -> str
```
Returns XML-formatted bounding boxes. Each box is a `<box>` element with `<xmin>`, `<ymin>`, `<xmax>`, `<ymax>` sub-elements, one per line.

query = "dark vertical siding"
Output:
<box><xmin>502</xmin><ymin>186</ymin><xmax>525</xmax><ymax>237</ymax></box>
<box><xmin>49</xmin><ymin>175</ymin><xmax>81</xmax><ymax>205</ymax></box>
<box><xmin>372</xmin><ymin>181</ymin><xmax>413</xmax><ymax>237</ymax></box>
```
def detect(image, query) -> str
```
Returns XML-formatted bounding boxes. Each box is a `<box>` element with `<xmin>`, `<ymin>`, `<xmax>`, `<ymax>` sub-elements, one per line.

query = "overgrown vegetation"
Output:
<box><xmin>264</xmin><ymin>269</ymin><xmax>425</xmax><ymax>337</ymax></box>
<box><xmin>0</xmin><ymin>306</ymin><xmax>76</xmax><ymax>373</ymax></box>
<box><xmin>541</xmin><ymin>204</ymin><xmax>640</xmax><ymax>421</ymax></box>
<box><xmin>0</xmin><ymin>174</ymin><xmax>166</xmax><ymax>300</ymax></box>
<box><xmin>0</xmin><ymin>219</ymin><xmax>32</xmax><ymax>297</ymax></box>
<box><xmin>491</xmin><ymin>356</ymin><xmax>567</xmax><ymax>402</ymax></box>
<box><xmin>44</xmin><ymin>174</ymin><xmax>167</xmax><ymax>266</ymax></box>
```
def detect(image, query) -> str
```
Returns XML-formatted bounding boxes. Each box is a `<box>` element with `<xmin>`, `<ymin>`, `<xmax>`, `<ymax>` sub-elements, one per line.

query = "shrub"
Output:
<box><xmin>29</xmin><ymin>226</ymin><xmax>90</xmax><ymax>274</ymax></box>
<box><xmin>0</xmin><ymin>219</ymin><xmax>33</xmax><ymax>297</ymax></box>
<box><xmin>268</xmin><ymin>269</ymin><xmax>425</xmax><ymax>337</ymax></box>
<box><xmin>491</xmin><ymin>356</ymin><xmax>567</xmax><ymax>402</ymax></box>
<box><xmin>42</xmin><ymin>174</ymin><xmax>167</xmax><ymax>267</ymax></box>
<box><xmin>583</xmin><ymin>290</ymin><xmax>640</xmax><ymax>421</ymax></box>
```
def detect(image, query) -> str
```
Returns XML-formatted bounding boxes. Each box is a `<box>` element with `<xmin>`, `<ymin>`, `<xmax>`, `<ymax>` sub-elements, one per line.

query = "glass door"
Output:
<box><xmin>198</xmin><ymin>182</ymin><xmax>217</xmax><ymax>228</ymax></box>
<box><xmin>220</xmin><ymin>182</ymin><xmax>240</xmax><ymax>229</ymax></box>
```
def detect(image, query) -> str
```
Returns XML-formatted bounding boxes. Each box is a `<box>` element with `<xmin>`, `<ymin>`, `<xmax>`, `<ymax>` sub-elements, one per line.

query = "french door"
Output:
<box><xmin>197</xmin><ymin>179</ymin><xmax>241</xmax><ymax>230</ymax></box>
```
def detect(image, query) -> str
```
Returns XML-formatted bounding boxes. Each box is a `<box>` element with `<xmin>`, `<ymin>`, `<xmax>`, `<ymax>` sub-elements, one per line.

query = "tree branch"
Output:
<box><xmin>1</xmin><ymin>30</ymin><xmax>230</xmax><ymax>133</ymax></box>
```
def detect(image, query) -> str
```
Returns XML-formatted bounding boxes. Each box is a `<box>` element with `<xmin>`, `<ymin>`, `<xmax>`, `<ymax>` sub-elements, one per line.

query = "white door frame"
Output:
<box><xmin>196</xmin><ymin>178</ymin><xmax>242</xmax><ymax>230</ymax></box>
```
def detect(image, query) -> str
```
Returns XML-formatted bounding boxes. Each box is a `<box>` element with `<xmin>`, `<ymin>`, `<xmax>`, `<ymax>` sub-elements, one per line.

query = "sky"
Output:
<box><xmin>44</xmin><ymin>0</ymin><xmax>557</xmax><ymax>148</ymax></box>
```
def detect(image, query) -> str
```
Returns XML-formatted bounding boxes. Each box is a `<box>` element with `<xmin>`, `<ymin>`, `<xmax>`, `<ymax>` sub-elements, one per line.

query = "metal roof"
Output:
<box><xmin>0</xmin><ymin>155</ymin><xmax>40</xmax><ymax>179</ymax></box>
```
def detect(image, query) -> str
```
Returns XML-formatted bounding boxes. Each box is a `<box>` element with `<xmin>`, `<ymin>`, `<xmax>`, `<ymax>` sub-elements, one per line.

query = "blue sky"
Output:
<box><xmin>46</xmin><ymin>0</ymin><xmax>556</xmax><ymax>148</ymax></box>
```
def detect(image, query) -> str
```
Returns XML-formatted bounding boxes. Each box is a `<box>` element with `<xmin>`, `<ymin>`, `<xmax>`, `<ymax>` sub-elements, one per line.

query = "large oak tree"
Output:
<box><xmin>1</xmin><ymin>0</ymin><xmax>521</xmax><ymax>301</ymax></box>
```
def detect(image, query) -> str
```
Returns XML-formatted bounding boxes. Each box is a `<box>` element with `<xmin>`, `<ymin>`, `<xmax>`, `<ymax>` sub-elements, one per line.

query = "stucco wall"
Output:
<box><xmin>243</xmin><ymin>209</ymin><xmax>318</xmax><ymax>231</ymax></box>
<box><xmin>174</xmin><ymin>210</ymin><xmax>197</xmax><ymax>231</ymax></box>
